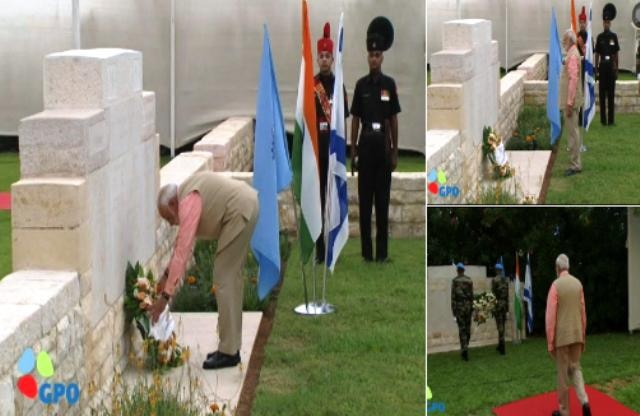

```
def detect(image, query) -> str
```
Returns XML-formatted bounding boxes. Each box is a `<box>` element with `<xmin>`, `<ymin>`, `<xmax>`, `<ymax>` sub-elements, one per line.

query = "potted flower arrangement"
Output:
<box><xmin>124</xmin><ymin>262</ymin><xmax>188</xmax><ymax>369</ymax></box>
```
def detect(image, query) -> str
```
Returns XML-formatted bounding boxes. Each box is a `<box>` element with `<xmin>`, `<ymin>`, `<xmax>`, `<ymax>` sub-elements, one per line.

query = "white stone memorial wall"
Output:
<box><xmin>2</xmin><ymin>48</ymin><xmax>160</xmax><ymax>414</ymax></box>
<box><xmin>427</xmin><ymin>265</ymin><xmax>522</xmax><ymax>354</ymax></box>
<box><xmin>427</xmin><ymin>19</ymin><xmax>500</xmax><ymax>203</ymax></box>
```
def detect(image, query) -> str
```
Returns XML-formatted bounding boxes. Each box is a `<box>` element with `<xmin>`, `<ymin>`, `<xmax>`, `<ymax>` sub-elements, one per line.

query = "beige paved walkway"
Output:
<box><xmin>125</xmin><ymin>312</ymin><xmax>262</xmax><ymax>415</ymax></box>
<box><xmin>507</xmin><ymin>150</ymin><xmax>552</xmax><ymax>202</ymax></box>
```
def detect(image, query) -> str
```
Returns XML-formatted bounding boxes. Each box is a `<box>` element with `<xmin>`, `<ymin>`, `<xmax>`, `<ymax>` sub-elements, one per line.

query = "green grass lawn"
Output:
<box><xmin>618</xmin><ymin>71</ymin><xmax>639</xmax><ymax>81</ymax></box>
<box><xmin>0</xmin><ymin>151</ymin><xmax>18</xmax><ymax>278</ymax></box>
<box><xmin>253</xmin><ymin>238</ymin><xmax>425</xmax><ymax>415</ymax></box>
<box><xmin>397</xmin><ymin>151</ymin><xmax>425</xmax><ymax>172</ymax></box>
<box><xmin>545</xmin><ymin>113</ymin><xmax>640</xmax><ymax>204</ymax></box>
<box><xmin>0</xmin><ymin>151</ymin><xmax>19</xmax><ymax>190</ymax></box>
<box><xmin>428</xmin><ymin>333</ymin><xmax>640</xmax><ymax>415</ymax></box>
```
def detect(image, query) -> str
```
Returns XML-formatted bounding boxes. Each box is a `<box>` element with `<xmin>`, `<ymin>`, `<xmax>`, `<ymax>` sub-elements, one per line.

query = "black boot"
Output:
<box><xmin>498</xmin><ymin>341</ymin><xmax>506</xmax><ymax>355</ymax></box>
<box><xmin>582</xmin><ymin>402</ymin><xmax>591</xmax><ymax>416</ymax></box>
<box><xmin>202</xmin><ymin>350</ymin><xmax>241</xmax><ymax>370</ymax></box>
<box><xmin>461</xmin><ymin>350</ymin><xmax>468</xmax><ymax>361</ymax></box>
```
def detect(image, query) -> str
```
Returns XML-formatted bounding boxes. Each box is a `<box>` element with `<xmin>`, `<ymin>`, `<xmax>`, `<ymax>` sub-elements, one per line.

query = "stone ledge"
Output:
<box><xmin>44</xmin><ymin>48</ymin><xmax>142</xmax><ymax>110</ymax></box>
<box><xmin>0</xmin><ymin>270</ymin><xmax>79</xmax><ymax>374</ymax></box>
<box><xmin>517</xmin><ymin>53</ymin><xmax>547</xmax><ymax>81</ymax></box>
<box><xmin>19</xmin><ymin>109</ymin><xmax>108</xmax><ymax>178</ymax></box>
<box><xmin>426</xmin><ymin>130</ymin><xmax>461</xmax><ymax>170</ymax></box>
<box><xmin>11</xmin><ymin>178</ymin><xmax>87</xmax><ymax>229</ymax></box>
<box><xmin>160</xmin><ymin>153</ymin><xmax>211</xmax><ymax>188</ymax></box>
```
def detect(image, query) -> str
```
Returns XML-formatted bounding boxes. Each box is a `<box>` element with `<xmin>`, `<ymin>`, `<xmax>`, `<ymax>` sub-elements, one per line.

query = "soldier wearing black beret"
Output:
<box><xmin>350</xmin><ymin>16</ymin><xmax>400</xmax><ymax>263</ymax></box>
<box><xmin>595</xmin><ymin>3</ymin><xmax>620</xmax><ymax>126</ymax></box>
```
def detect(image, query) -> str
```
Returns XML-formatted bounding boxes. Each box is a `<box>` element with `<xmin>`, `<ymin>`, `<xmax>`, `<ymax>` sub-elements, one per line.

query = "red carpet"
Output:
<box><xmin>493</xmin><ymin>385</ymin><xmax>638</xmax><ymax>416</ymax></box>
<box><xmin>0</xmin><ymin>192</ymin><xmax>10</xmax><ymax>211</ymax></box>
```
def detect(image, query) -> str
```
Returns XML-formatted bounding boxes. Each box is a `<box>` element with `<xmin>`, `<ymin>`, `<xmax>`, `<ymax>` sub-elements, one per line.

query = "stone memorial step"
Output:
<box><xmin>123</xmin><ymin>312</ymin><xmax>262</xmax><ymax>415</ymax></box>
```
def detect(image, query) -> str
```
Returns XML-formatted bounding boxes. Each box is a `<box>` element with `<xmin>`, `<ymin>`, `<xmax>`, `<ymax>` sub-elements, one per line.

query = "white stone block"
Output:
<box><xmin>427</xmin><ymin>84</ymin><xmax>463</xmax><ymax>110</ymax></box>
<box><xmin>160</xmin><ymin>153</ymin><xmax>210</xmax><ymax>188</ymax></box>
<box><xmin>106</xmin><ymin>153</ymin><xmax>137</xmax><ymax>308</ymax></box>
<box><xmin>403</xmin><ymin>205</ymin><xmax>425</xmax><ymax>223</ymax></box>
<box><xmin>106</xmin><ymin>94</ymin><xmax>144</xmax><ymax>160</ymax></box>
<box><xmin>194</xmin><ymin>132</ymin><xmax>233</xmax><ymax>158</ymax></box>
<box><xmin>443</xmin><ymin>19</ymin><xmax>492</xmax><ymax>50</ymax></box>
<box><xmin>19</xmin><ymin>109</ymin><xmax>108</xmax><ymax>178</ymax></box>
<box><xmin>142</xmin><ymin>91</ymin><xmax>156</xmax><ymax>140</ymax></box>
<box><xmin>0</xmin><ymin>271</ymin><xmax>79</xmax><ymax>340</ymax></box>
<box><xmin>131</xmin><ymin>140</ymin><xmax>158</xmax><ymax>266</ymax></box>
<box><xmin>426</xmin><ymin>130</ymin><xmax>460</xmax><ymax>168</ymax></box>
<box><xmin>430</xmin><ymin>49</ymin><xmax>474</xmax><ymax>83</ymax></box>
<box><xmin>0</xmin><ymin>304</ymin><xmax>43</xmax><ymax>374</ymax></box>
<box><xmin>12</xmin><ymin>223</ymin><xmax>91</xmax><ymax>274</ymax></box>
<box><xmin>11</xmin><ymin>178</ymin><xmax>87</xmax><ymax>229</ymax></box>
<box><xmin>0</xmin><ymin>375</ymin><xmax>15</xmax><ymax>416</ymax></box>
<box><xmin>392</xmin><ymin>173</ymin><xmax>426</xmax><ymax>191</ymax></box>
<box><xmin>44</xmin><ymin>49</ymin><xmax>142</xmax><ymax>109</ymax></box>
<box><xmin>487</xmin><ymin>40</ymin><xmax>498</xmax><ymax>66</ymax></box>
<box><xmin>181</xmin><ymin>151</ymin><xmax>214</xmax><ymax>171</ymax></box>
<box><xmin>85</xmin><ymin>165</ymin><xmax>111</xmax><ymax>326</ymax></box>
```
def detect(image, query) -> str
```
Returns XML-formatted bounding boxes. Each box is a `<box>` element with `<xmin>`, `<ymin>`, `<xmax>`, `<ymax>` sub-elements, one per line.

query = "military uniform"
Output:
<box><xmin>492</xmin><ymin>272</ymin><xmax>509</xmax><ymax>355</ymax></box>
<box><xmin>314</xmin><ymin>23</ymin><xmax>349</xmax><ymax>263</ymax></box>
<box><xmin>451</xmin><ymin>272</ymin><xmax>473</xmax><ymax>360</ymax></box>
<box><xmin>350</xmin><ymin>17</ymin><xmax>400</xmax><ymax>261</ymax></box>
<box><xmin>595</xmin><ymin>4</ymin><xmax>620</xmax><ymax>125</ymax></box>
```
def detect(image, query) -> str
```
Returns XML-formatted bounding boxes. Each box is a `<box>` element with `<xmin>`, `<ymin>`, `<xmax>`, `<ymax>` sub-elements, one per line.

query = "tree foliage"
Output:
<box><xmin>427</xmin><ymin>208</ymin><xmax>628</xmax><ymax>333</ymax></box>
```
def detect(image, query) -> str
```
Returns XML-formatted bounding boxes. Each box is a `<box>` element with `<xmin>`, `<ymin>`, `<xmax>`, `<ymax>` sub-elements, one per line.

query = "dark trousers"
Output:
<box><xmin>495</xmin><ymin>311</ymin><xmax>506</xmax><ymax>343</ymax></box>
<box><xmin>456</xmin><ymin>312</ymin><xmax>472</xmax><ymax>353</ymax></box>
<box><xmin>315</xmin><ymin>131</ymin><xmax>329</xmax><ymax>263</ymax></box>
<box><xmin>357</xmin><ymin>131</ymin><xmax>391</xmax><ymax>261</ymax></box>
<box><xmin>598</xmin><ymin>64</ymin><xmax>616</xmax><ymax>125</ymax></box>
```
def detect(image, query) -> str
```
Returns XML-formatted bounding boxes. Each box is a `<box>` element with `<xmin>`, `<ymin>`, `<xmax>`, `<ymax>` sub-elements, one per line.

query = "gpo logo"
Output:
<box><xmin>16</xmin><ymin>348</ymin><xmax>81</xmax><ymax>406</ymax></box>
<box><xmin>427</xmin><ymin>169</ymin><xmax>460</xmax><ymax>198</ymax></box>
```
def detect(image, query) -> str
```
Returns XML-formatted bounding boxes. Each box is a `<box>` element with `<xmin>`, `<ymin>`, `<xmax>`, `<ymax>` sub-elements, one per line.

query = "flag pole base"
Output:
<box><xmin>294</xmin><ymin>301</ymin><xmax>336</xmax><ymax>316</ymax></box>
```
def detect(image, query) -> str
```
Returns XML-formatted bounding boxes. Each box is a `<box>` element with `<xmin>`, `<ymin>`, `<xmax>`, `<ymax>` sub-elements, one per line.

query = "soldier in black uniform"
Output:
<box><xmin>577</xmin><ymin>7</ymin><xmax>588</xmax><ymax>151</ymax></box>
<box><xmin>595</xmin><ymin>3</ymin><xmax>619</xmax><ymax>126</ymax></box>
<box><xmin>314</xmin><ymin>22</ymin><xmax>349</xmax><ymax>263</ymax></box>
<box><xmin>350</xmin><ymin>16</ymin><xmax>400</xmax><ymax>262</ymax></box>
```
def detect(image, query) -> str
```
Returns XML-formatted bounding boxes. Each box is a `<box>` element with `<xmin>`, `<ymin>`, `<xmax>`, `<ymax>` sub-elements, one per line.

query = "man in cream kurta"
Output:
<box><xmin>545</xmin><ymin>254</ymin><xmax>591</xmax><ymax>416</ymax></box>
<box><xmin>560</xmin><ymin>29</ymin><xmax>584</xmax><ymax>177</ymax></box>
<box><xmin>150</xmin><ymin>172</ymin><xmax>259</xmax><ymax>370</ymax></box>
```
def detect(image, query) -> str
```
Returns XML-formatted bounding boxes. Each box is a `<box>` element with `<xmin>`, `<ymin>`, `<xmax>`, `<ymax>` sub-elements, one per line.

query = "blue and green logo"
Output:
<box><xmin>427</xmin><ymin>169</ymin><xmax>460</xmax><ymax>198</ymax></box>
<box><xmin>16</xmin><ymin>347</ymin><xmax>80</xmax><ymax>405</ymax></box>
<box><xmin>427</xmin><ymin>386</ymin><xmax>446</xmax><ymax>413</ymax></box>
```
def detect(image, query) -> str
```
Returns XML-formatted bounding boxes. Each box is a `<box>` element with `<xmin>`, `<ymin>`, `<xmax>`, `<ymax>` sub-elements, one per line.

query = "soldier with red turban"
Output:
<box><xmin>314</xmin><ymin>22</ymin><xmax>349</xmax><ymax>264</ymax></box>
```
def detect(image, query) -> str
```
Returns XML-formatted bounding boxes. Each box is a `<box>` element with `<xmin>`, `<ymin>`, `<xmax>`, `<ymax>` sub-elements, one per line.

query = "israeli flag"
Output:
<box><xmin>583</xmin><ymin>2</ymin><xmax>596</xmax><ymax>131</ymax></box>
<box><xmin>325</xmin><ymin>13</ymin><xmax>348</xmax><ymax>272</ymax></box>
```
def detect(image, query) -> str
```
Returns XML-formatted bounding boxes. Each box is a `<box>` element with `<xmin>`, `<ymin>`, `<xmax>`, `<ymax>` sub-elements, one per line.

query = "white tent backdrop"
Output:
<box><xmin>428</xmin><ymin>0</ymin><xmax>639</xmax><ymax>72</ymax></box>
<box><xmin>1</xmin><ymin>0</ymin><xmax>425</xmax><ymax>153</ymax></box>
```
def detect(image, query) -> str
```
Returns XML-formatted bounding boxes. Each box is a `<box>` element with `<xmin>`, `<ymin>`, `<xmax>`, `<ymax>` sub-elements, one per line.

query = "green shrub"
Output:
<box><xmin>101</xmin><ymin>371</ymin><xmax>222</xmax><ymax>416</ymax></box>
<box><xmin>172</xmin><ymin>232</ymin><xmax>290</xmax><ymax>312</ymax></box>
<box><xmin>506</xmin><ymin>105</ymin><xmax>552</xmax><ymax>151</ymax></box>
<box><xmin>475</xmin><ymin>183</ymin><xmax>520</xmax><ymax>204</ymax></box>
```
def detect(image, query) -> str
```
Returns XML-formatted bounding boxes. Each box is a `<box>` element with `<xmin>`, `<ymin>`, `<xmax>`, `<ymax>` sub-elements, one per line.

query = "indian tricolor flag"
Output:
<box><xmin>292</xmin><ymin>0</ymin><xmax>322</xmax><ymax>264</ymax></box>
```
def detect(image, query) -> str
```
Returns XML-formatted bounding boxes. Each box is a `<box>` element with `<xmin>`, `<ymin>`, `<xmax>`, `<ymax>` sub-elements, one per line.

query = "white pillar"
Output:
<box><xmin>627</xmin><ymin>209</ymin><xmax>640</xmax><ymax>332</ymax></box>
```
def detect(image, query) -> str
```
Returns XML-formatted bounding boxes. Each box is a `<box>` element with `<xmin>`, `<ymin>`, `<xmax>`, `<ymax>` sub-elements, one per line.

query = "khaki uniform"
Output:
<box><xmin>179</xmin><ymin>172</ymin><xmax>259</xmax><ymax>354</ymax></box>
<box><xmin>560</xmin><ymin>45</ymin><xmax>584</xmax><ymax>172</ymax></box>
<box><xmin>551</xmin><ymin>273</ymin><xmax>588</xmax><ymax>416</ymax></box>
